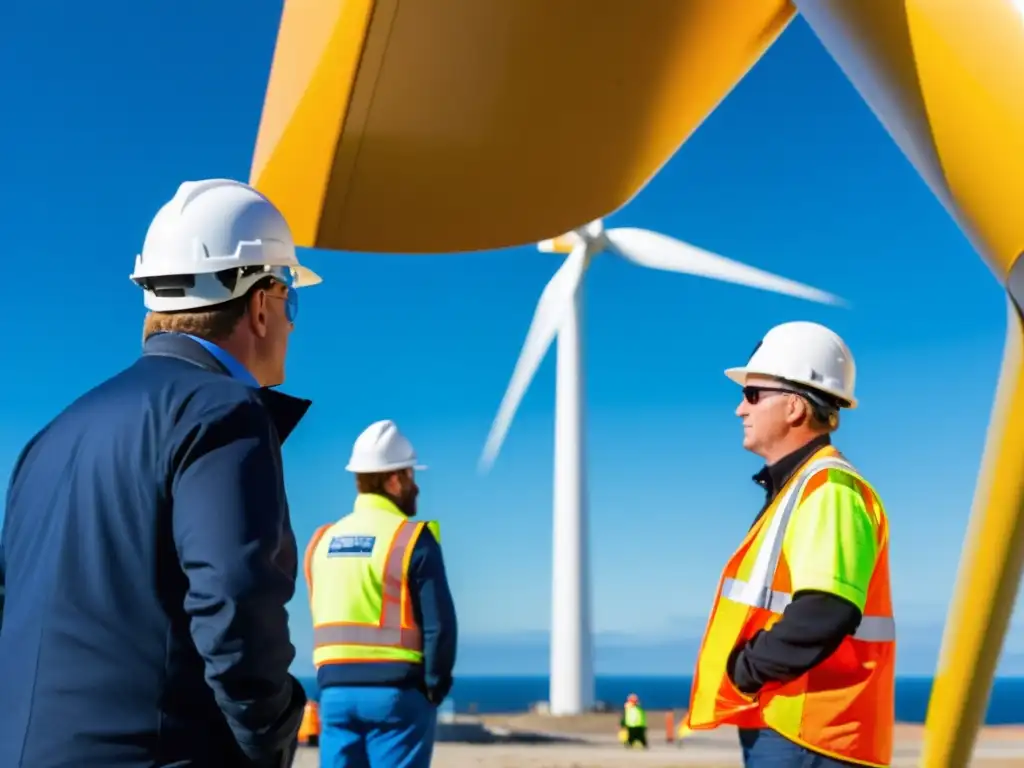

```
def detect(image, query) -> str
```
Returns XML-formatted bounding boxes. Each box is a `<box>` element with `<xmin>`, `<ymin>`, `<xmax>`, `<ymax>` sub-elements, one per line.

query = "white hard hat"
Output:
<box><xmin>725</xmin><ymin>321</ymin><xmax>857</xmax><ymax>408</ymax></box>
<box><xmin>130</xmin><ymin>178</ymin><xmax>322</xmax><ymax>312</ymax></box>
<box><xmin>346</xmin><ymin>420</ymin><xmax>427</xmax><ymax>473</ymax></box>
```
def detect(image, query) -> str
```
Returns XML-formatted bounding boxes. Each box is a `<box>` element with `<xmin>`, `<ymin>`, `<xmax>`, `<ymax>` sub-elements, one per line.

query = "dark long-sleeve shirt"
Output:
<box><xmin>316</xmin><ymin>525</ymin><xmax>458</xmax><ymax>703</ymax></box>
<box><xmin>410</xmin><ymin>527</ymin><xmax>459</xmax><ymax>701</ymax></box>
<box><xmin>728</xmin><ymin>434</ymin><xmax>863</xmax><ymax>695</ymax></box>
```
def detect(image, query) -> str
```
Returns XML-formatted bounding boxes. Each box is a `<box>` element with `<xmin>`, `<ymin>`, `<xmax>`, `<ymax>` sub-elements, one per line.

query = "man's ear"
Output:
<box><xmin>785</xmin><ymin>395</ymin><xmax>809</xmax><ymax>426</ymax></box>
<box><xmin>383</xmin><ymin>472</ymin><xmax>403</xmax><ymax>496</ymax></box>
<box><xmin>248</xmin><ymin>289</ymin><xmax>269</xmax><ymax>338</ymax></box>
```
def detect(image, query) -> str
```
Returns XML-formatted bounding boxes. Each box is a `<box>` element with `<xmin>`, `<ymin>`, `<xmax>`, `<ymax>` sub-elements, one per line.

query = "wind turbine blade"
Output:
<box><xmin>479</xmin><ymin>246</ymin><xmax>589</xmax><ymax>472</ymax></box>
<box><xmin>606</xmin><ymin>228</ymin><xmax>846</xmax><ymax>306</ymax></box>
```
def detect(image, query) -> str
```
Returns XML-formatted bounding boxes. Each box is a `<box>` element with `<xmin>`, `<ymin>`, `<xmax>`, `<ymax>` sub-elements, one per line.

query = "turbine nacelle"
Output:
<box><xmin>538</xmin><ymin>218</ymin><xmax>607</xmax><ymax>255</ymax></box>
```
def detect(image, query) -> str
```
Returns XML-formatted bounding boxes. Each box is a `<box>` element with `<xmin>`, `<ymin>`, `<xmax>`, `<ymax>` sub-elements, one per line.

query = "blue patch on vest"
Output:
<box><xmin>327</xmin><ymin>535</ymin><xmax>376</xmax><ymax>556</ymax></box>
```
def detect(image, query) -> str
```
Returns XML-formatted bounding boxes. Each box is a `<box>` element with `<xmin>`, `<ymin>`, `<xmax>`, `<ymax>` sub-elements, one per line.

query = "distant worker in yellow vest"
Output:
<box><xmin>305</xmin><ymin>420</ymin><xmax>458</xmax><ymax>768</ymax></box>
<box><xmin>684</xmin><ymin>322</ymin><xmax>895</xmax><ymax>768</ymax></box>
<box><xmin>620</xmin><ymin>693</ymin><xmax>648</xmax><ymax>749</ymax></box>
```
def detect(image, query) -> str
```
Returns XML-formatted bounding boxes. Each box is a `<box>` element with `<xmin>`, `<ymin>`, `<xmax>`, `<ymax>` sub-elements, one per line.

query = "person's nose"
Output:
<box><xmin>736</xmin><ymin>397</ymin><xmax>750</xmax><ymax>418</ymax></box>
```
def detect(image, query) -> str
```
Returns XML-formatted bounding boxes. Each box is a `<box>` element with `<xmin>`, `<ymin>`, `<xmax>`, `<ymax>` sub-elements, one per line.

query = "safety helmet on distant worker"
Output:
<box><xmin>129</xmin><ymin>178</ymin><xmax>322</xmax><ymax>313</ymax></box>
<box><xmin>725</xmin><ymin>321</ymin><xmax>857</xmax><ymax>409</ymax></box>
<box><xmin>346</xmin><ymin>420</ymin><xmax>428</xmax><ymax>474</ymax></box>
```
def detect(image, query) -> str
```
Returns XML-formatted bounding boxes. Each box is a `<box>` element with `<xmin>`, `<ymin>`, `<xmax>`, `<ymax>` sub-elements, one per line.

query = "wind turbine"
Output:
<box><xmin>477</xmin><ymin>217</ymin><xmax>846</xmax><ymax>716</ymax></box>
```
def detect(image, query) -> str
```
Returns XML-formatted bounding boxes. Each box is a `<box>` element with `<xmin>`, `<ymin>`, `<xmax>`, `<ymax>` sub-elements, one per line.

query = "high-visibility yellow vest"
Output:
<box><xmin>304</xmin><ymin>494</ymin><xmax>441</xmax><ymax>667</ymax></box>
<box><xmin>624</xmin><ymin>704</ymin><xmax>646</xmax><ymax>728</ymax></box>
<box><xmin>685</xmin><ymin>444</ymin><xmax>895</xmax><ymax>768</ymax></box>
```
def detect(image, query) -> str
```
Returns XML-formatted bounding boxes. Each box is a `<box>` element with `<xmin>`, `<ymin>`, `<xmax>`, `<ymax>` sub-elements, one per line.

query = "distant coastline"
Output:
<box><xmin>296</xmin><ymin>674</ymin><xmax>1024</xmax><ymax>725</ymax></box>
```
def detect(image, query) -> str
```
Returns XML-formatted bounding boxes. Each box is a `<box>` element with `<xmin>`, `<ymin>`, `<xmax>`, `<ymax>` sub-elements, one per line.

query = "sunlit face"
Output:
<box><xmin>262</xmin><ymin>279</ymin><xmax>294</xmax><ymax>385</ymax></box>
<box><xmin>248</xmin><ymin>274</ymin><xmax>296</xmax><ymax>387</ymax></box>
<box><xmin>735</xmin><ymin>374</ymin><xmax>804</xmax><ymax>457</ymax></box>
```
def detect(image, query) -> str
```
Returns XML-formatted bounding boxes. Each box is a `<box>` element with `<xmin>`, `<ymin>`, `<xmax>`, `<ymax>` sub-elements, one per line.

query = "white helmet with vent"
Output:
<box><xmin>725</xmin><ymin>321</ymin><xmax>857</xmax><ymax>408</ymax></box>
<box><xmin>130</xmin><ymin>178</ymin><xmax>321</xmax><ymax>312</ymax></box>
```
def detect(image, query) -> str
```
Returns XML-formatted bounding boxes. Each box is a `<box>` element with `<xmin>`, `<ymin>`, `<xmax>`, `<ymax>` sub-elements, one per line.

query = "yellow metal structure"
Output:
<box><xmin>250</xmin><ymin>0</ymin><xmax>794</xmax><ymax>252</ymax></box>
<box><xmin>789</xmin><ymin>6</ymin><xmax>1024</xmax><ymax>765</ymax></box>
<box><xmin>250</xmin><ymin>1</ymin><xmax>1024</xmax><ymax>764</ymax></box>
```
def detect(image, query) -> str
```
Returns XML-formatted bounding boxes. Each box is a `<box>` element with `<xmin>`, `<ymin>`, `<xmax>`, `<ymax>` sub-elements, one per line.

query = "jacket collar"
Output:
<box><xmin>749</xmin><ymin>433</ymin><xmax>832</xmax><ymax>530</ymax></box>
<box><xmin>142</xmin><ymin>332</ymin><xmax>312</xmax><ymax>444</ymax></box>
<box><xmin>753</xmin><ymin>432</ymin><xmax>832</xmax><ymax>501</ymax></box>
<box><xmin>257</xmin><ymin>388</ymin><xmax>312</xmax><ymax>445</ymax></box>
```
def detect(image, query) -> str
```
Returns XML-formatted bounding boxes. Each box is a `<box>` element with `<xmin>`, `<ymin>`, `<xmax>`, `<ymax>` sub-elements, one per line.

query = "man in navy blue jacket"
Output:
<box><xmin>0</xmin><ymin>179</ymin><xmax>323</xmax><ymax>767</ymax></box>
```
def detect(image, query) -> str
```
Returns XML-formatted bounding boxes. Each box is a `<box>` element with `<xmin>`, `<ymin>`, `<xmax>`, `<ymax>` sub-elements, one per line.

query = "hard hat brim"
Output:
<box><xmin>293</xmin><ymin>264</ymin><xmax>322</xmax><ymax>288</ymax></box>
<box><xmin>724</xmin><ymin>367</ymin><xmax>748</xmax><ymax>386</ymax></box>
<box><xmin>345</xmin><ymin>461</ymin><xmax>428</xmax><ymax>473</ymax></box>
<box><xmin>131</xmin><ymin>258</ymin><xmax>322</xmax><ymax>286</ymax></box>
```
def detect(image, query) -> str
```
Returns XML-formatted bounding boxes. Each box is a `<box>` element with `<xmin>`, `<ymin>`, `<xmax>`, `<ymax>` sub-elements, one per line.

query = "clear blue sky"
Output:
<box><xmin>3</xmin><ymin>3</ymin><xmax>1021</xmax><ymax>677</ymax></box>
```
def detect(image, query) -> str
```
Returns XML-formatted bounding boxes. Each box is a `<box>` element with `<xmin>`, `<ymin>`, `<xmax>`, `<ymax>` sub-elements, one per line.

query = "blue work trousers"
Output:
<box><xmin>319</xmin><ymin>686</ymin><xmax>437</xmax><ymax>768</ymax></box>
<box><xmin>739</xmin><ymin>728</ymin><xmax>868</xmax><ymax>767</ymax></box>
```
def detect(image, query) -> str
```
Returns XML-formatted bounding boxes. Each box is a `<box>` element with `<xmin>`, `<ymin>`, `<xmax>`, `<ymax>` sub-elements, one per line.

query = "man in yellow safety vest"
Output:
<box><xmin>305</xmin><ymin>420</ymin><xmax>458</xmax><ymax>768</ymax></box>
<box><xmin>620</xmin><ymin>693</ymin><xmax>648</xmax><ymax>749</ymax></box>
<box><xmin>685</xmin><ymin>322</ymin><xmax>895</xmax><ymax>768</ymax></box>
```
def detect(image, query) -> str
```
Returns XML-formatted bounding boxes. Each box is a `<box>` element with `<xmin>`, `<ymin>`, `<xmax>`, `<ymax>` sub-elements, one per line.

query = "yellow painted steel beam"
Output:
<box><xmin>924</xmin><ymin>286</ymin><xmax>1024</xmax><ymax>766</ymax></box>
<box><xmin>791</xmin><ymin>1</ymin><xmax>1024</xmax><ymax>765</ymax></box>
<box><xmin>250</xmin><ymin>0</ymin><xmax>795</xmax><ymax>253</ymax></box>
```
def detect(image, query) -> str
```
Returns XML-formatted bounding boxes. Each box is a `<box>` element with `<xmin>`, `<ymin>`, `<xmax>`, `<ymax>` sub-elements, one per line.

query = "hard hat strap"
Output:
<box><xmin>745</xmin><ymin>381</ymin><xmax>842</xmax><ymax>427</ymax></box>
<box><xmin>132</xmin><ymin>273</ymin><xmax>197</xmax><ymax>298</ymax></box>
<box><xmin>769</xmin><ymin>377</ymin><xmax>845</xmax><ymax>411</ymax></box>
<box><xmin>787</xmin><ymin>383</ymin><xmax>841</xmax><ymax>427</ymax></box>
<box><xmin>134</xmin><ymin>264</ymin><xmax>296</xmax><ymax>308</ymax></box>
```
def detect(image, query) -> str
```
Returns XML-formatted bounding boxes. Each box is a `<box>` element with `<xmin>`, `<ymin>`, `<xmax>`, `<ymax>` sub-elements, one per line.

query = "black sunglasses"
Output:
<box><xmin>742</xmin><ymin>385</ymin><xmax>798</xmax><ymax>405</ymax></box>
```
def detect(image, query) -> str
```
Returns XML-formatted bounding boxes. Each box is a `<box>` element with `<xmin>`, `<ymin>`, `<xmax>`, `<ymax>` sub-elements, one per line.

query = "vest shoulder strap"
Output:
<box><xmin>797</xmin><ymin>455</ymin><xmax>885</xmax><ymax>520</ymax></box>
<box><xmin>746</xmin><ymin>454</ymin><xmax>858</xmax><ymax>607</ymax></box>
<box><xmin>304</xmin><ymin>522</ymin><xmax>333</xmax><ymax>589</ymax></box>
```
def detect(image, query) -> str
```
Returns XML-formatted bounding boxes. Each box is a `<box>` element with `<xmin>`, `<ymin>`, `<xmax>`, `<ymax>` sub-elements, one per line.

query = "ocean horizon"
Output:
<box><xmin>297</xmin><ymin>674</ymin><xmax>1024</xmax><ymax>725</ymax></box>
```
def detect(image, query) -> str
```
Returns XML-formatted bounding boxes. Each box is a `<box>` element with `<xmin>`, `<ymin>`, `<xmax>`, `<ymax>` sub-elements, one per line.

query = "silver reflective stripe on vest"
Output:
<box><xmin>314</xmin><ymin>624</ymin><xmax>423</xmax><ymax>649</ymax></box>
<box><xmin>314</xmin><ymin>520</ymin><xmax>424</xmax><ymax>651</ymax></box>
<box><xmin>720</xmin><ymin>455</ymin><xmax>895</xmax><ymax>644</ymax></box>
<box><xmin>721</xmin><ymin>577</ymin><xmax>896</xmax><ymax>641</ymax></box>
<box><xmin>722</xmin><ymin>577</ymin><xmax>793</xmax><ymax>614</ymax></box>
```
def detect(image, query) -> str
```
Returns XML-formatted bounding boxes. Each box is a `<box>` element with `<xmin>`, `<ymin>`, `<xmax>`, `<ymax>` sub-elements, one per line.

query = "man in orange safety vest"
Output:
<box><xmin>685</xmin><ymin>322</ymin><xmax>895</xmax><ymax>768</ymax></box>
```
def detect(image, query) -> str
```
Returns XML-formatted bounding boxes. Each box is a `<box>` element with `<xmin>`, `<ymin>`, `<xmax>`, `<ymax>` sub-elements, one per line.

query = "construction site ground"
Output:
<box><xmin>293</xmin><ymin>711</ymin><xmax>1024</xmax><ymax>767</ymax></box>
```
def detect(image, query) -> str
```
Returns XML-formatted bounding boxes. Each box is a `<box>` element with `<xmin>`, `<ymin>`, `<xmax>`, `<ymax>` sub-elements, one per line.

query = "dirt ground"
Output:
<box><xmin>293</xmin><ymin>711</ymin><xmax>1024</xmax><ymax>767</ymax></box>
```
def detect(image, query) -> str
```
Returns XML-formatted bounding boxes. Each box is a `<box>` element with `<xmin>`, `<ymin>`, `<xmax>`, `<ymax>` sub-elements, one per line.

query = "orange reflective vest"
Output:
<box><xmin>685</xmin><ymin>445</ymin><xmax>895</xmax><ymax>767</ymax></box>
<box><xmin>304</xmin><ymin>495</ymin><xmax>430</xmax><ymax>666</ymax></box>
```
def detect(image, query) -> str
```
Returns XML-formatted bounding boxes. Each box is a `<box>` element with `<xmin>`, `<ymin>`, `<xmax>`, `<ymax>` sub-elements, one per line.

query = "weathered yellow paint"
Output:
<box><xmin>793</xmin><ymin>2</ymin><xmax>1024</xmax><ymax>765</ymax></box>
<box><xmin>250</xmin><ymin>0</ymin><xmax>381</xmax><ymax>248</ymax></box>
<box><xmin>923</xmin><ymin>295</ymin><xmax>1024</xmax><ymax>767</ymax></box>
<box><xmin>795</xmin><ymin>0</ymin><xmax>1024</xmax><ymax>280</ymax></box>
<box><xmin>250</xmin><ymin>0</ymin><xmax>795</xmax><ymax>253</ymax></box>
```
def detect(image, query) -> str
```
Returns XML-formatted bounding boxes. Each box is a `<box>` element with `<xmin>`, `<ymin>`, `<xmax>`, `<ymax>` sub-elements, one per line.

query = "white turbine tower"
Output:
<box><xmin>477</xmin><ymin>217</ymin><xmax>845</xmax><ymax>716</ymax></box>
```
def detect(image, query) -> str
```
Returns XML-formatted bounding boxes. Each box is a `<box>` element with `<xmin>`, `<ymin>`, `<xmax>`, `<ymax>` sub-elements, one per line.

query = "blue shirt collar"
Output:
<box><xmin>184</xmin><ymin>334</ymin><xmax>259</xmax><ymax>388</ymax></box>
